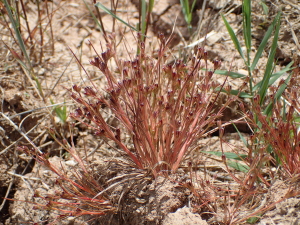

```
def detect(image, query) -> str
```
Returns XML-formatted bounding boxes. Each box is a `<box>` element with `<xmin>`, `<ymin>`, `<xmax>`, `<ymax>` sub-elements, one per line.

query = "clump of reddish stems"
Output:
<box><xmin>18</xmin><ymin>129</ymin><xmax>114</xmax><ymax>224</ymax></box>
<box><xmin>186</xmin><ymin>122</ymin><xmax>274</xmax><ymax>224</ymax></box>
<box><xmin>250</xmin><ymin>88</ymin><xmax>300</xmax><ymax>178</ymax></box>
<box><xmin>70</xmin><ymin>32</ymin><xmax>241</xmax><ymax>176</ymax></box>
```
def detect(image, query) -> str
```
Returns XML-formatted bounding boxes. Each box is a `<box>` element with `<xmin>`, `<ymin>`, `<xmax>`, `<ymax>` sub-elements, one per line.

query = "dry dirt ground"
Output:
<box><xmin>1</xmin><ymin>0</ymin><xmax>300</xmax><ymax>224</ymax></box>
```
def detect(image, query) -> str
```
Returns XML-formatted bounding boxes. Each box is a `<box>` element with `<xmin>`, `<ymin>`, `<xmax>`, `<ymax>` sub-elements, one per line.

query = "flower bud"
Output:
<box><xmin>207</xmin><ymin>70</ymin><xmax>214</xmax><ymax>80</ymax></box>
<box><xmin>75</xmin><ymin>108</ymin><xmax>84</xmax><ymax>117</ymax></box>
<box><xmin>73</xmin><ymin>84</ymin><xmax>81</xmax><ymax>93</ymax></box>
<box><xmin>213</xmin><ymin>60</ymin><xmax>221</xmax><ymax>70</ymax></box>
<box><xmin>253</xmin><ymin>95</ymin><xmax>260</xmax><ymax>105</ymax></box>
<box><xmin>84</xmin><ymin>87</ymin><xmax>96</xmax><ymax>96</ymax></box>
<box><xmin>90</xmin><ymin>57</ymin><xmax>101</xmax><ymax>68</ymax></box>
<box><xmin>86</xmin><ymin>112</ymin><xmax>93</xmax><ymax>120</ymax></box>
<box><xmin>115</xmin><ymin>128</ymin><xmax>121</xmax><ymax>142</ymax></box>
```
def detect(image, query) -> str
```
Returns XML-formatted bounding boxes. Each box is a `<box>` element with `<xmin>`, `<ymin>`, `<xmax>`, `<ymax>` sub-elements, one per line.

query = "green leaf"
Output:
<box><xmin>213</xmin><ymin>69</ymin><xmax>246</xmax><ymax>79</ymax></box>
<box><xmin>34</xmin><ymin>77</ymin><xmax>44</xmax><ymax>99</ymax></box>
<box><xmin>202</xmin><ymin>151</ymin><xmax>247</xmax><ymax>161</ymax></box>
<box><xmin>259</xmin><ymin>11</ymin><xmax>281</xmax><ymax>105</ymax></box>
<box><xmin>260</xmin><ymin>1</ymin><xmax>269</xmax><ymax>16</ymax></box>
<box><xmin>95</xmin><ymin>2</ymin><xmax>138</xmax><ymax>32</ymax></box>
<box><xmin>227</xmin><ymin>160</ymin><xmax>249</xmax><ymax>173</ymax></box>
<box><xmin>247</xmin><ymin>215</ymin><xmax>261</xmax><ymax>224</ymax></box>
<box><xmin>250</xmin><ymin>12</ymin><xmax>281</xmax><ymax>71</ymax></box>
<box><xmin>141</xmin><ymin>0</ymin><xmax>146</xmax><ymax>35</ymax></box>
<box><xmin>264</xmin><ymin>72</ymin><xmax>291</xmax><ymax>116</ymax></box>
<box><xmin>82</xmin><ymin>0</ymin><xmax>104</xmax><ymax>34</ymax></box>
<box><xmin>3</xmin><ymin>0</ymin><xmax>31</xmax><ymax>67</ymax></box>
<box><xmin>62</xmin><ymin>103</ymin><xmax>67</xmax><ymax>122</ymax></box>
<box><xmin>50</xmin><ymin>98</ymin><xmax>67</xmax><ymax>124</ymax></box>
<box><xmin>243</xmin><ymin>0</ymin><xmax>251</xmax><ymax>58</ymax></box>
<box><xmin>222</xmin><ymin>14</ymin><xmax>247</xmax><ymax>65</ymax></box>
<box><xmin>253</xmin><ymin>61</ymin><xmax>293</xmax><ymax>92</ymax></box>
<box><xmin>148</xmin><ymin>0</ymin><xmax>155</xmax><ymax>13</ymax></box>
<box><xmin>191</xmin><ymin>0</ymin><xmax>197</xmax><ymax>12</ymax></box>
<box><xmin>270</xmin><ymin>61</ymin><xmax>293</xmax><ymax>78</ymax></box>
<box><xmin>202</xmin><ymin>151</ymin><xmax>249</xmax><ymax>172</ymax></box>
<box><xmin>232</xmin><ymin>123</ymin><xmax>248</xmax><ymax>147</ymax></box>
<box><xmin>180</xmin><ymin>0</ymin><xmax>188</xmax><ymax>24</ymax></box>
<box><xmin>214</xmin><ymin>87</ymin><xmax>252</xmax><ymax>98</ymax></box>
<box><xmin>188</xmin><ymin>14</ymin><xmax>192</xmax><ymax>24</ymax></box>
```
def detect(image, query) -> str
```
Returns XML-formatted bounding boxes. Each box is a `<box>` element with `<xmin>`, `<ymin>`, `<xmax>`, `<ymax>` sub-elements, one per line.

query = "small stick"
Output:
<box><xmin>0</xmin><ymin>114</ymin><xmax>49</xmax><ymax>155</ymax></box>
<box><xmin>0</xmin><ymin>112</ymin><xmax>42</xmax><ymax>154</ymax></box>
<box><xmin>0</xmin><ymin>175</ymin><xmax>14</xmax><ymax>212</ymax></box>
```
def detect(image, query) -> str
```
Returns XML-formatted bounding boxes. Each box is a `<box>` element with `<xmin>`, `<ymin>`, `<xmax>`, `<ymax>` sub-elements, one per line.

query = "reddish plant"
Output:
<box><xmin>17</xmin><ymin>129</ymin><xmax>114</xmax><ymax>224</ymax></box>
<box><xmin>69</xmin><ymin>33</ymin><xmax>239</xmax><ymax>176</ymax></box>
<box><xmin>251</xmin><ymin>91</ymin><xmax>300</xmax><ymax>178</ymax></box>
<box><xmin>242</xmin><ymin>59</ymin><xmax>300</xmax><ymax>179</ymax></box>
<box><xmin>187</xmin><ymin>124</ymin><xmax>287</xmax><ymax>224</ymax></box>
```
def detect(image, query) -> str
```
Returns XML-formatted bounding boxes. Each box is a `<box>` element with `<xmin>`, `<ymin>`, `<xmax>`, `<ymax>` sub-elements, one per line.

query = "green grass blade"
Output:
<box><xmin>243</xmin><ymin>0</ymin><xmax>251</xmax><ymax>59</ymax></box>
<box><xmin>184</xmin><ymin>0</ymin><xmax>190</xmax><ymax>15</ymax></box>
<box><xmin>214</xmin><ymin>87</ymin><xmax>252</xmax><ymax>98</ymax></box>
<box><xmin>250</xmin><ymin>12</ymin><xmax>281</xmax><ymax>71</ymax></box>
<box><xmin>82</xmin><ymin>0</ymin><xmax>104</xmax><ymax>34</ymax></box>
<box><xmin>34</xmin><ymin>76</ymin><xmax>44</xmax><ymax>97</ymax></box>
<box><xmin>264</xmin><ymin>72</ymin><xmax>291</xmax><ymax>116</ymax></box>
<box><xmin>259</xmin><ymin>11</ymin><xmax>281</xmax><ymax>105</ymax></box>
<box><xmin>202</xmin><ymin>151</ymin><xmax>247</xmax><ymax>161</ymax></box>
<box><xmin>95</xmin><ymin>2</ymin><xmax>138</xmax><ymax>32</ymax></box>
<box><xmin>253</xmin><ymin>61</ymin><xmax>293</xmax><ymax>92</ymax></box>
<box><xmin>260</xmin><ymin>1</ymin><xmax>269</xmax><ymax>16</ymax></box>
<box><xmin>180</xmin><ymin>0</ymin><xmax>188</xmax><ymax>23</ymax></box>
<box><xmin>227</xmin><ymin>160</ymin><xmax>249</xmax><ymax>173</ymax></box>
<box><xmin>4</xmin><ymin>0</ymin><xmax>31</xmax><ymax>67</ymax></box>
<box><xmin>191</xmin><ymin>0</ymin><xmax>197</xmax><ymax>12</ymax></box>
<box><xmin>202</xmin><ymin>151</ymin><xmax>249</xmax><ymax>172</ymax></box>
<box><xmin>62</xmin><ymin>102</ymin><xmax>67</xmax><ymax>123</ymax></box>
<box><xmin>50</xmin><ymin>98</ymin><xmax>67</xmax><ymax>123</ymax></box>
<box><xmin>141</xmin><ymin>0</ymin><xmax>146</xmax><ymax>35</ymax></box>
<box><xmin>221</xmin><ymin>14</ymin><xmax>247</xmax><ymax>65</ymax></box>
<box><xmin>186</xmin><ymin>0</ymin><xmax>192</xmax><ymax>24</ymax></box>
<box><xmin>149</xmin><ymin>0</ymin><xmax>154</xmax><ymax>12</ymax></box>
<box><xmin>270</xmin><ymin>60</ymin><xmax>293</xmax><ymax>77</ymax></box>
<box><xmin>3</xmin><ymin>43</ymin><xmax>29</xmax><ymax>69</ymax></box>
<box><xmin>3</xmin><ymin>0</ymin><xmax>46</xmax><ymax>100</ymax></box>
<box><xmin>229</xmin><ymin>90</ymin><xmax>252</xmax><ymax>98</ymax></box>
<box><xmin>210</xmin><ymin>69</ymin><xmax>247</xmax><ymax>79</ymax></box>
<box><xmin>232</xmin><ymin>123</ymin><xmax>248</xmax><ymax>147</ymax></box>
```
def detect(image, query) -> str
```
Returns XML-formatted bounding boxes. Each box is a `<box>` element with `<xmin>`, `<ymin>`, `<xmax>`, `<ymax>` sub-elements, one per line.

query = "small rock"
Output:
<box><xmin>163</xmin><ymin>206</ymin><xmax>208</xmax><ymax>225</ymax></box>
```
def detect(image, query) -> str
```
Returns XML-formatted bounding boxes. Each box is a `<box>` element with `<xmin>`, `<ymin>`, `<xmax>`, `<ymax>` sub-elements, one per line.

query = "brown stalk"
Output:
<box><xmin>92</xmin><ymin>0</ymin><xmax>107</xmax><ymax>42</ymax></box>
<box><xmin>36</xmin><ymin>0</ymin><xmax>44</xmax><ymax>63</ymax></box>
<box><xmin>45</xmin><ymin>0</ymin><xmax>54</xmax><ymax>55</ymax></box>
<box><xmin>20</xmin><ymin>0</ymin><xmax>33</xmax><ymax>45</ymax></box>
